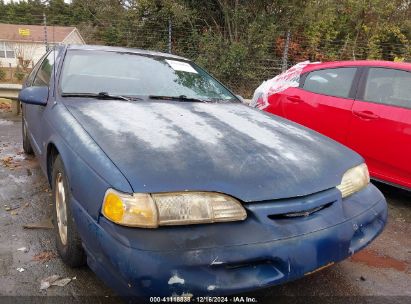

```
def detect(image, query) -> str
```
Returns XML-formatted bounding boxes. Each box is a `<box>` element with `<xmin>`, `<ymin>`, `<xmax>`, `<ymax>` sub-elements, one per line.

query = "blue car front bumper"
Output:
<box><xmin>71</xmin><ymin>184</ymin><xmax>387</xmax><ymax>297</ymax></box>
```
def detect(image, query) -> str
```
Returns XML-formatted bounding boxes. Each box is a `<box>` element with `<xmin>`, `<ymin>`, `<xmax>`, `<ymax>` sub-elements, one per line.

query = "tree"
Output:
<box><xmin>0</xmin><ymin>0</ymin><xmax>409</xmax><ymax>95</ymax></box>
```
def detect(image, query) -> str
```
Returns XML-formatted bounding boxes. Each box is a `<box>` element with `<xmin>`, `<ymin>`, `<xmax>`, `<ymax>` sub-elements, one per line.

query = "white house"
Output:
<box><xmin>0</xmin><ymin>23</ymin><xmax>85</xmax><ymax>68</ymax></box>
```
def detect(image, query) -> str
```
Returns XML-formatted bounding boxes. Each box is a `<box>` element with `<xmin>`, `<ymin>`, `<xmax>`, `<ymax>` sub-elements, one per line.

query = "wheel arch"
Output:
<box><xmin>47</xmin><ymin>142</ymin><xmax>60</xmax><ymax>187</ymax></box>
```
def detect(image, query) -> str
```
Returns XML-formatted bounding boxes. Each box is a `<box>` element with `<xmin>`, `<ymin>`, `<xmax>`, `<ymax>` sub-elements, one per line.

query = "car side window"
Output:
<box><xmin>363</xmin><ymin>68</ymin><xmax>411</xmax><ymax>109</ymax></box>
<box><xmin>32</xmin><ymin>51</ymin><xmax>56</xmax><ymax>87</ymax></box>
<box><xmin>26</xmin><ymin>53</ymin><xmax>49</xmax><ymax>86</ymax></box>
<box><xmin>303</xmin><ymin>67</ymin><xmax>357</xmax><ymax>98</ymax></box>
<box><xmin>26</xmin><ymin>68</ymin><xmax>38</xmax><ymax>86</ymax></box>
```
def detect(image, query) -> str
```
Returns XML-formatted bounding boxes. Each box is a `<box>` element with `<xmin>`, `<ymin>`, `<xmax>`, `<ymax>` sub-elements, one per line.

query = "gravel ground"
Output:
<box><xmin>0</xmin><ymin>112</ymin><xmax>410</xmax><ymax>304</ymax></box>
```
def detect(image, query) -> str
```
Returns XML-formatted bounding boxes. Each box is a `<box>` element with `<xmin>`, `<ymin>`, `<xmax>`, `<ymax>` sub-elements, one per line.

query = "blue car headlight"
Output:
<box><xmin>337</xmin><ymin>163</ymin><xmax>370</xmax><ymax>198</ymax></box>
<box><xmin>102</xmin><ymin>190</ymin><xmax>247</xmax><ymax>228</ymax></box>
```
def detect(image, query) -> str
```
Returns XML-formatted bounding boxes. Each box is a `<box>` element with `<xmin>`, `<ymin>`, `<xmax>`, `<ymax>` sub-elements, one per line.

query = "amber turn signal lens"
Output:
<box><xmin>102</xmin><ymin>190</ymin><xmax>158</xmax><ymax>228</ymax></box>
<box><xmin>103</xmin><ymin>192</ymin><xmax>125</xmax><ymax>222</ymax></box>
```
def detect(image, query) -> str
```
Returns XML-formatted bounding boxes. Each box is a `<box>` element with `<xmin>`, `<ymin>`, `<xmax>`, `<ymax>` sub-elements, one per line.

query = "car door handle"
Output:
<box><xmin>353</xmin><ymin>110</ymin><xmax>379</xmax><ymax>120</ymax></box>
<box><xmin>286</xmin><ymin>96</ymin><xmax>302</xmax><ymax>103</ymax></box>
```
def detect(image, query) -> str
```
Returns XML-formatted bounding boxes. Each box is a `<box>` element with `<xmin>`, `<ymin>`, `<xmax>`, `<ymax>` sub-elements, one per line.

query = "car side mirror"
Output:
<box><xmin>19</xmin><ymin>86</ymin><xmax>49</xmax><ymax>106</ymax></box>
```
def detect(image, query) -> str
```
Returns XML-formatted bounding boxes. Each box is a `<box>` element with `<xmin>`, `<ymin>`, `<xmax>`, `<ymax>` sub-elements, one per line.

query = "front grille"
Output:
<box><xmin>245</xmin><ymin>188</ymin><xmax>340</xmax><ymax>223</ymax></box>
<box><xmin>267</xmin><ymin>202</ymin><xmax>333</xmax><ymax>220</ymax></box>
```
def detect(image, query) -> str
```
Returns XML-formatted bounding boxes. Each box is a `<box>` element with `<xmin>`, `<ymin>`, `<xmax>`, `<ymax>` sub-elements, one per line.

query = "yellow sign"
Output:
<box><xmin>18</xmin><ymin>28</ymin><xmax>31</xmax><ymax>36</ymax></box>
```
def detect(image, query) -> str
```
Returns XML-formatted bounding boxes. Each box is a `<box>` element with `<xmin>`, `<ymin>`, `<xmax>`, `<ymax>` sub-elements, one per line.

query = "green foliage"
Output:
<box><xmin>0</xmin><ymin>0</ymin><xmax>410</xmax><ymax>95</ymax></box>
<box><xmin>299</xmin><ymin>0</ymin><xmax>411</xmax><ymax>61</ymax></box>
<box><xmin>14</xmin><ymin>68</ymin><xmax>25</xmax><ymax>81</ymax></box>
<box><xmin>0</xmin><ymin>67</ymin><xmax>6</xmax><ymax>81</ymax></box>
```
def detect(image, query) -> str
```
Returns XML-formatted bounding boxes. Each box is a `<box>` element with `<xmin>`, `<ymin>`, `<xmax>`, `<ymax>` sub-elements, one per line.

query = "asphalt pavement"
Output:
<box><xmin>0</xmin><ymin>110</ymin><xmax>410</xmax><ymax>304</ymax></box>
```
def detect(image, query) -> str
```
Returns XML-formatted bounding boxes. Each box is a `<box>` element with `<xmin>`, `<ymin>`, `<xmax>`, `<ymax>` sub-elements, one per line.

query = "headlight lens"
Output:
<box><xmin>102</xmin><ymin>190</ymin><xmax>158</xmax><ymax>227</ymax></box>
<box><xmin>337</xmin><ymin>163</ymin><xmax>370</xmax><ymax>198</ymax></box>
<box><xmin>102</xmin><ymin>190</ymin><xmax>247</xmax><ymax>228</ymax></box>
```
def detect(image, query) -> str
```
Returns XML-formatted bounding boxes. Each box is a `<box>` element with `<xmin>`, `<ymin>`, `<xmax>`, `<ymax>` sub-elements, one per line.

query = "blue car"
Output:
<box><xmin>19</xmin><ymin>45</ymin><xmax>387</xmax><ymax>298</ymax></box>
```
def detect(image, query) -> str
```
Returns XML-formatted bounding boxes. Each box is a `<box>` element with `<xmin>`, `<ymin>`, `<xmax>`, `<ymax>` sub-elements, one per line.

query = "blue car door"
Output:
<box><xmin>24</xmin><ymin>50</ymin><xmax>57</xmax><ymax>156</ymax></box>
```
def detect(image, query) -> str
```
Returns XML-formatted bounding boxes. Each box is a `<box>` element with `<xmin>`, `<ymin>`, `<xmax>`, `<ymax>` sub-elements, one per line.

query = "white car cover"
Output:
<box><xmin>250</xmin><ymin>61</ymin><xmax>319</xmax><ymax>109</ymax></box>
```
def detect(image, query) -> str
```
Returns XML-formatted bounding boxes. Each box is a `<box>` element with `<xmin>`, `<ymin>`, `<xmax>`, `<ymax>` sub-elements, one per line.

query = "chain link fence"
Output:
<box><xmin>1</xmin><ymin>14</ymin><xmax>411</xmax><ymax>97</ymax></box>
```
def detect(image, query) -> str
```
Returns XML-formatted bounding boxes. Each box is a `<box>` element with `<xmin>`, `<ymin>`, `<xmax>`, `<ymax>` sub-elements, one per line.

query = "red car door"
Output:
<box><xmin>282</xmin><ymin>67</ymin><xmax>358</xmax><ymax>144</ymax></box>
<box><xmin>347</xmin><ymin>67</ymin><xmax>411</xmax><ymax>189</ymax></box>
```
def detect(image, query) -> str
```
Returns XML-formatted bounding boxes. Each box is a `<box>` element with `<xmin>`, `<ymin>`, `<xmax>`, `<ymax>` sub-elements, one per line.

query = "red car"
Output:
<box><xmin>253</xmin><ymin>60</ymin><xmax>411</xmax><ymax>190</ymax></box>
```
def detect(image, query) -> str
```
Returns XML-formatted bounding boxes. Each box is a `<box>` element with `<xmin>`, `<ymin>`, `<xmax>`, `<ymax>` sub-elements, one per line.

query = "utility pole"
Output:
<box><xmin>168</xmin><ymin>17</ymin><xmax>172</xmax><ymax>54</ymax></box>
<box><xmin>282</xmin><ymin>30</ymin><xmax>291</xmax><ymax>72</ymax></box>
<box><xmin>43</xmin><ymin>12</ymin><xmax>48</xmax><ymax>52</ymax></box>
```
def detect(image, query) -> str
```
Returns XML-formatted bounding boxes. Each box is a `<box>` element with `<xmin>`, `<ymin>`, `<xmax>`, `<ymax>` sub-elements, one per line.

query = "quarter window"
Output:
<box><xmin>32</xmin><ymin>51</ymin><xmax>56</xmax><ymax>86</ymax></box>
<box><xmin>27</xmin><ymin>53</ymin><xmax>48</xmax><ymax>86</ymax></box>
<box><xmin>363</xmin><ymin>68</ymin><xmax>411</xmax><ymax>109</ymax></box>
<box><xmin>303</xmin><ymin>68</ymin><xmax>357</xmax><ymax>98</ymax></box>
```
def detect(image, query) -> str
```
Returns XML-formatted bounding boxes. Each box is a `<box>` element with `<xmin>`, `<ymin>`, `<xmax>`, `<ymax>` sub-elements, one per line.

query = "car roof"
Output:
<box><xmin>66</xmin><ymin>44</ymin><xmax>190</xmax><ymax>61</ymax></box>
<box><xmin>302</xmin><ymin>60</ymin><xmax>411</xmax><ymax>73</ymax></box>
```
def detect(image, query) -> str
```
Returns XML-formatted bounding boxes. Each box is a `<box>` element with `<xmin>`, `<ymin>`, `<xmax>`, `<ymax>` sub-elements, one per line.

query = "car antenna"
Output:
<box><xmin>52</xmin><ymin>21</ymin><xmax>56</xmax><ymax>102</ymax></box>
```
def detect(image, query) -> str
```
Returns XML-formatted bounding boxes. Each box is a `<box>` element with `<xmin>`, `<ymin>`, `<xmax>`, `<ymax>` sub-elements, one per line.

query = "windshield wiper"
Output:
<box><xmin>61</xmin><ymin>92</ymin><xmax>142</xmax><ymax>102</ymax></box>
<box><xmin>148</xmin><ymin>95</ymin><xmax>208</xmax><ymax>103</ymax></box>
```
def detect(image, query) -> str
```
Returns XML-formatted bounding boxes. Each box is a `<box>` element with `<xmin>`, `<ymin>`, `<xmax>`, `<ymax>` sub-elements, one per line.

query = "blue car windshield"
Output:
<box><xmin>60</xmin><ymin>50</ymin><xmax>238</xmax><ymax>102</ymax></box>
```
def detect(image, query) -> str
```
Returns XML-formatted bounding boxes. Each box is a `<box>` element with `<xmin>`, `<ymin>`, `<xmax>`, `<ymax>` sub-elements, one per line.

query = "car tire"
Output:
<box><xmin>52</xmin><ymin>155</ymin><xmax>86</xmax><ymax>267</ymax></box>
<box><xmin>22</xmin><ymin>114</ymin><xmax>33</xmax><ymax>155</ymax></box>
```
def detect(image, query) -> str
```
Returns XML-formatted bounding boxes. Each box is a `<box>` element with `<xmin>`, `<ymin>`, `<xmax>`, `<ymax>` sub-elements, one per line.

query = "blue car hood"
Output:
<box><xmin>64</xmin><ymin>100</ymin><xmax>362</xmax><ymax>202</ymax></box>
